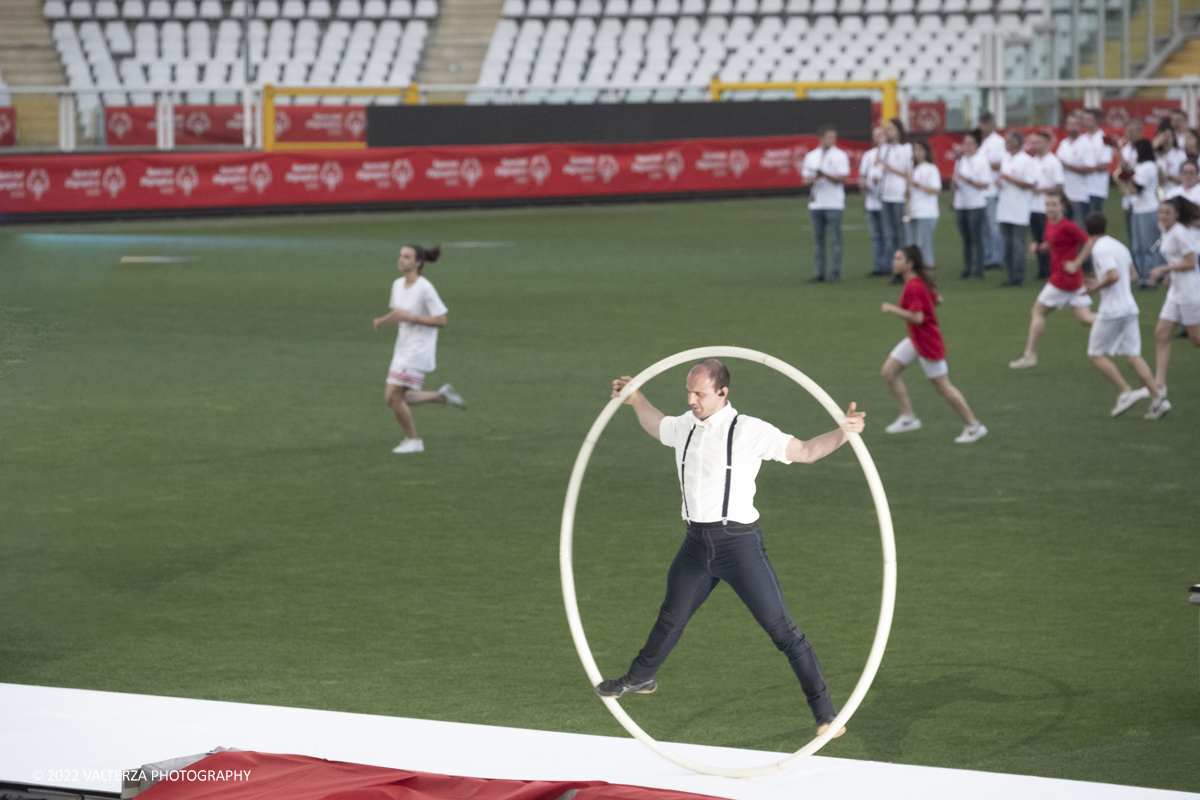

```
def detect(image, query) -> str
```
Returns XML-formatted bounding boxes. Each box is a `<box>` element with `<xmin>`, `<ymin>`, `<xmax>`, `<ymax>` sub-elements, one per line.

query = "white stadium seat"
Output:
<box><xmin>95</xmin><ymin>0</ymin><xmax>119</xmax><ymax>16</ymax></box>
<box><xmin>364</xmin><ymin>0</ymin><xmax>386</xmax><ymax>15</ymax></box>
<box><xmin>309</xmin><ymin>0</ymin><xmax>332</xmax><ymax>14</ymax></box>
<box><xmin>414</xmin><ymin>0</ymin><xmax>436</xmax><ymax>16</ymax></box>
<box><xmin>336</xmin><ymin>0</ymin><xmax>361</xmax><ymax>15</ymax></box>
<box><xmin>552</xmin><ymin>0</ymin><xmax>575</xmax><ymax>13</ymax></box>
<box><xmin>281</xmin><ymin>0</ymin><xmax>305</xmax><ymax>14</ymax></box>
<box><xmin>69</xmin><ymin>0</ymin><xmax>93</xmax><ymax>17</ymax></box>
<box><xmin>147</xmin><ymin>0</ymin><xmax>169</xmax><ymax>16</ymax></box>
<box><xmin>174</xmin><ymin>0</ymin><xmax>196</xmax><ymax>16</ymax></box>
<box><xmin>388</xmin><ymin>0</ymin><xmax>412</xmax><ymax>14</ymax></box>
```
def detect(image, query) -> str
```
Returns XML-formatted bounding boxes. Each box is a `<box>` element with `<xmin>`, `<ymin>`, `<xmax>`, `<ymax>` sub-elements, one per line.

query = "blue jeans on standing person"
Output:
<box><xmin>955</xmin><ymin>206</ymin><xmax>985</xmax><ymax>277</ymax></box>
<box><xmin>867</xmin><ymin>207</ymin><xmax>890</xmax><ymax>274</ymax></box>
<box><xmin>1030</xmin><ymin>212</ymin><xmax>1050</xmax><ymax>279</ymax></box>
<box><xmin>982</xmin><ymin>195</ymin><xmax>1003</xmax><ymax>267</ymax></box>
<box><xmin>906</xmin><ymin>217</ymin><xmax>938</xmax><ymax>267</ymax></box>
<box><xmin>1129</xmin><ymin>210</ymin><xmax>1164</xmax><ymax>285</ymax></box>
<box><xmin>1000</xmin><ymin>222</ymin><xmax>1029</xmax><ymax>286</ymax></box>
<box><xmin>810</xmin><ymin>208</ymin><xmax>843</xmax><ymax>280</ymax></box>
<box><xmin>626</xmin><ymin>521</ymin><xmax>838</xmax><ymax>725</ymax></box>
<box><xmin>1071</xmin><ymin>200</ymin><xmax>1091</xmax><ymax>228</ymax></box>
<box><xmin>881</xmin><ymin>201</ymin><xmax>907</xmax><ymax>259</ymax></box>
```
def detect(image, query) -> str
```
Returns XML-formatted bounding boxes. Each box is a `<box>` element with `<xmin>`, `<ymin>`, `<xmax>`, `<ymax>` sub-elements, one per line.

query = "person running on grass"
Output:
<box><xmin>881</xmin><ymin>246</ymin><xmax>988</xmax><ymax>443</ymax></box>
<box><xmin>1146</xmin><ymin>195</ymin><xmax>1200</xmax><ymax>418</ymax></box>
<box><xmin>597</xmin><ymin>359</ymin><xmax>865</xmax><ymax>739</ymax></box>
<box><xmin>1009</xmin><ymin>189</ymin><xmax>1097</xmax><ymax>369</ymax></box>
<box><xmin>1074</xmin><ymin>213</ymin><xmax>1162</xmax><ymax>417</ymax></box>
<box><xmin>373</xmin><ymin>244</ymin><xmax>464</xmax><ymax>453</ymax></box>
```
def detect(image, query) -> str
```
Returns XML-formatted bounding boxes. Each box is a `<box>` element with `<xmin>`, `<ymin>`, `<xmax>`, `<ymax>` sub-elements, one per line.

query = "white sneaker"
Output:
<box><xmin>1008</xmin><ymin>354</ymin><xmax>1037</xmax><ymax>369</ymax></box>
<box><xmin>885</xmin><ymin>415</ymin><xmax>922</xmax><ymax>434</ymax></box>
<box><xmin>438</xmin><ymin>383</ymin><xmax>465</xmax><ymax>408</ymax></box>
<box><xmin>1111</xmin><ymin>387</ymin><xmax>1150</xmax><ymax>417</ymax></box>
<box><xmin>954</xmin><ymin>423</ymin><xmax>988</xmax><ymax>443</ymax></box>
<box><xmin>392</xmin><ymin>438</ymin><xmax>425</xmax><ymax>453</ymax></box>
<box><xmin>1158</xmin><ymin>385</ymin><xmax>1168</xmax><ymax>401</ymax></box>
<box><xmin>1144</xmin><ymin>397</ymin><xmax>1172</xmax><ymax>420</ymax></box>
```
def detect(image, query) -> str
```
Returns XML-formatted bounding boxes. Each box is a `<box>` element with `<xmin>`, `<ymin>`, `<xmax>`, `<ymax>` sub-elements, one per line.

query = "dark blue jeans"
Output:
<box><xmin>866</xmin><ymin>207</ymin><xmax>890</xmax><ymax>274</ymax></box>
<box><xmin>955</xmin><ymin>206</ymin><xmax>985</xmax><ymax>277</ymax></box>
<box><xmin>1000</xmin><ymin>222</ymin><xmax>1029</xmax><ymax>286</ymax></box>
<box><xmin>810</xmin><ymin>208</ymin><xmax>843</xmax><ymax>279</ymax></box>
<box><xmin>1030</xmin><ymin>211</ymin><xmax>1049</xmax><ymax>279</ymax></box>
<box><xmin>628</xmin><ymin>521</ymin><xmax>837</xmax><ymax>724</ymax></box>
<box><xmin>881</xmin><ymin>201</ymin><xmax>907</xmax><ymax>260</ymax></box>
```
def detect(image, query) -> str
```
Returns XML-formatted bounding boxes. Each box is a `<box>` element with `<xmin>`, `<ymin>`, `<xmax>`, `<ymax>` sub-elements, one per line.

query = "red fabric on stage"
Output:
<box><xmin>135</xmin><ymin>750</ymin><xmax>727</xmax><ymax>800</ymax></box>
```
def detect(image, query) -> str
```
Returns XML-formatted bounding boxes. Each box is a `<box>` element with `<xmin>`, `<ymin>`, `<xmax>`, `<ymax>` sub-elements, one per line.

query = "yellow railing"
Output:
<box><xmin>709</xmin><ymin>77</ymin><xmax>898</xmax><ymax>123</ymax></box>
<box><xmin>262</xmin><ymin>83</ymin><xmax>420</xmax><ymax>151</ymax></box>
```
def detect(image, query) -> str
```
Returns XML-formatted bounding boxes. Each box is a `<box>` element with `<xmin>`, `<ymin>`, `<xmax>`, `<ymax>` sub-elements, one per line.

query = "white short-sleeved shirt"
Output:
<box><xmin>1164</xmin><ymin>147</ymin><xmax>1187</xmax><ymax>179</ymax></box>
<box><xmin>860</xmin><ymin>148</ymin><xmax>883</xmax><ymax>211</ymax></box>
<box><xmin>1159</xmin><ymin>223</ymin><xmax>1200</xmax><ymax>301</ymax></box>
<box><xmin>880</xmin><ymin>142</ymin><xmax>914</xmax><ymax>203</ymax></box>
<box><xmin>996</xmin><ymin>150</ymin><xmax>1037</xmax><ymax>224</ymax></box>
<box><xmin>658</xmin><ymin>402</ymin><xmax>793</xmax><ymax>524</ymax></box>
<box><xmin>979</xmin><ymin>131</ymin><xmax>1007</xmax><ymax>198</ymax></box>
<box><xmin>1088</xmin><ymin>130</ymin><xmax>1113</xmax><ymax>197</ymax></box>
<box><xmin>1091</xmin><ymin>235</ymin><xmax>1139</xmax><ymax>320</ymax></box>
<box><xmin>389</xmin><ymin>275</ymin><xmax>449</xmax><ymax>372</ymax></box>
<box><xmin>1130</xmin><ymin>161</ymin><xmax>1160</xmax><ymax>214</ymax></box>
<box><xmin>1173</xmin><ymin>228</ymin><xmax>1200</xmax><ymax>301</ymax></box>
<box><xmin>802</xmin><ymin>145</ymin><xmax>851</xmax><ymax>210</ymax></box>
<box><xmin>952</xmin><ymin>152</ymin><xmax>990</xmax><ymax>210</ymax></box>
<box><xmin>1164</xmin><ymin>182</ymin><xmax>1200</xmax><ymax>205</ymax></box>
<box><xmin>908</xmin><ymin>161</ymin><xmax>942</xmax><ymax>219</ymax></box>
<box><xmin>1031</xmin><ymin>153</ymin><xmax>1065</xmax><ymax>214</ymax></box>
<box><xmin>1057</xmin><ymin>135</ymin><xmax>1096</xmax><ymax>202</ymax></box>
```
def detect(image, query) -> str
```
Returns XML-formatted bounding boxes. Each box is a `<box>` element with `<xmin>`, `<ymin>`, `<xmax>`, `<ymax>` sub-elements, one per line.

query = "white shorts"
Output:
<box><xmin>1159</xmin><ymin>291</ymin><xmax>1200</xmax><ymax>327</ymax></box>
<box><xmin>1087</xmin><ymin>314</ymin><xmax>1142</xmax><ymax>357</ymax></box>
<box><xmin>889</xmin><ymin>337</ymin><xmax>949</xmax><ymax>379</ymax></box>
<box><xmin>1037</xmin><ymin>283</ymin><xmax>1093</xmax><ymax>309</ymax></box>
<box><xmin>386</xmin><ymin>358</ymin><xmax>426</xmax><ymax>389</ymax></box>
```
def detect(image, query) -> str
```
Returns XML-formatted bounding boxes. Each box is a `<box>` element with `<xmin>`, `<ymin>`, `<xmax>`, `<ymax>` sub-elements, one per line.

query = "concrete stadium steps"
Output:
<box><xmin>417</xmin><ymin>0</ymin><xmax>506</xmax><ymax>95</ymax></box>
<box><xmin>0</xmin><ymin>0</ymin><xmax>66</xmax><ymax>146</ymax></box>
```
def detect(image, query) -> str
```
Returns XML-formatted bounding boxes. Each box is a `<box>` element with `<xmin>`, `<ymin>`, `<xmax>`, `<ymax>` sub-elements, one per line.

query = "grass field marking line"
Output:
<box><xmin>560</xmin><ymin>345</ymin><xmax>897</xmax><ymax>780</ymax></box>
<box><xmin>119</xmin><ymin>256</ymin><xmax>198</xmax><ymax>264</ymax></box>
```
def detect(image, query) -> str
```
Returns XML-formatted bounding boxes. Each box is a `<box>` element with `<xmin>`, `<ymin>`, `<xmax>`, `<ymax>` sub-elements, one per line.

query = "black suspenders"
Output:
<box><xmin>680</xmin><ymin>414</ymin><xmax>740</xmax><ymax>525</ymax></box>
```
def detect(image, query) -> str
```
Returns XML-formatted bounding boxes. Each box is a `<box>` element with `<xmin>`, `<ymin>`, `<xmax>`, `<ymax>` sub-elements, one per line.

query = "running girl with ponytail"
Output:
<box><xmin>880</xmin><ymin>245</ymin><xmax>988</xmax><ymax>443</ymax></box>
<box><xmin>373</xmin><ymin>244</ymin><xmax>464</xmax><ymax>454</ymax></box>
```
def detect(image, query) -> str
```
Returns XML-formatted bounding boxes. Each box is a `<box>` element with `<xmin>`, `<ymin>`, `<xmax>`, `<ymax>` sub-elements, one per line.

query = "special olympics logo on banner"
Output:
<box><xmin>346</xmin><ymin>111</ymin><xmax>367</xmax><ymax>139</ymax></box>
<box><xmin>249</xmin><ymin>161</ymin><xmax>272</xmax><ymax>193</ymax></box>
<box><xmin>26</xmin><ymin>168</ymin><xmax>50</xmax><ymax>200</ymax></box>
<box><xmin>914</xmin><ymin>106</ymin><xmax>943</xmax><ymax>133</ymax></box>
<box><xmin>391</xmin><ymin>158</ymin><xmax>414</xmax><ymax>189</ymax></box>
<box><xmin>108</xmin><ymin>111</ymin><xmax>133</xmax><ymax>140</ymax></box>
<box><xmin>460</xmin><ymin>158</ymin><xmax>483</xmax><ymax>188</ymax></box>
<box><xmin>319</xmin><ymin>161</ymin><xmax>343</xmax><ymax>191</ymax></box>
<box><xmin>185</xmin><ymin>112</ymin><xmax>212</xmax><ymax>137</ymax></box>
<box><xmin>102</xmin><ymin>166</ymin><xmax>126</xmax><ymax>198</ymax></box>
<box><xmin>530</xmin><ymin>155</ymin><xmax>551</xmax><ymax>186</ymax></box>
<box><xmin>0</xmin><ymin>111</ymin><xmax>12</xmax><ymax>140</ymax></box>
<box><xmin>664</xmin><ymin>151</ymin><xmax>684</xmax><ymax>180</ymax></box>
<box><xmin>729</xmin><ymin>150</ymin><xmax>749</xmax><ymax>178</ymax></box>
<box><xmin>175</xmin><ymin>165</ymin><xmax>199</xmax><ymax>196</ymax></box>
<box><xmin>597</xmin><ymin>154</ymin><xmax>619</xmax><ymax>183</ymax></box>
<box><xmin>275</xmin><ymin>110</ymin><xmax>292</xmax><ymax>137</ymax></box>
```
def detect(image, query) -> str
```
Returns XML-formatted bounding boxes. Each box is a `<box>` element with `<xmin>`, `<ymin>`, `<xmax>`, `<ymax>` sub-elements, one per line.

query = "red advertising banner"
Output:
<box><xmin>872</xmin><ymin>101</ymin><xmax>948</xmax><ymax>133</ymax></box>
<box><xmin>274</xmin><ymin>105</ymin><xmax>367</xmax><ymax>144</ymax></box>
<box><xmin>0</xmin><ymin>107</ymin><xmax>15</xmax><ymax>147</ymax></box>
<box><xmin>106</xmin><ymin>105</ymin><xmax>246</xmax><ymax>147</ymax></box>
<box><xmin>1</xmin><ymin>135</ymin><xmax>841</xmax><ymax>214</ymax></box>
<box><xmin>1060</xmin><ymin>98</ymin><xmax>1188</xmax><ymax>132</ymax></box>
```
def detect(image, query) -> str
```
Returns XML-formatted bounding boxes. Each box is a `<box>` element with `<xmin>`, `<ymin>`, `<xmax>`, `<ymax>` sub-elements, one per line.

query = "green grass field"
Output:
<box><xmin>1</xmin><ymin>195</ymin><xmax>1197</xmax><ymax>792</ymax></box>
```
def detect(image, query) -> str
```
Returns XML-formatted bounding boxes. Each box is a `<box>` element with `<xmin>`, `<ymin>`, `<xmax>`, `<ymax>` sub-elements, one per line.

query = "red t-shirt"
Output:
<box><xmin>900</xmin><ymin>277</ymin><xmax>946</xmax><ymax>361</ymax></box>
<box><xmin>1044</xmin><ymin>217</ymin><xmax>1089</xmax><ymax>292</ymax></box>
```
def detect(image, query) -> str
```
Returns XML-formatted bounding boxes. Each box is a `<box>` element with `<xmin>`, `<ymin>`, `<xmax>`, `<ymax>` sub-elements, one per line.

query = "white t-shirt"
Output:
<box><xmin>658</xmin><ymin>403</ymin><xmax>793</xmax><ymax>524</ymax></box>
<box><xmin>952</xmin><ymin>152</ymin><xmax>990</xmax><ymax>210</ymax></box>
<box><xmin>1057</xmin><ymin>135</ymin><xmax>1096</xmax><ymax>202</ymax></box>
<box><xmin>1087</xmin><ymin>130</ymin><xmax>1112</xmax><ymax>197</ymax></box>
<box><xmin>996</xmin><ymin>150</ymin><xmax>1037</xmax><ymax>224</ymax></box>
<box><xmin>1030</xmin><ymin>153</ymin><xmax>1064</xmax><ymax>214</ymax></box>
<box><xmin>1164</xmin><ymin>182</ymin><xmax>1200</xmax><ymax>205</ymax></box>
<box><xmin>880</xmin><ymin>142</ymin><xmax>913</xmax><ymax>203</ymax></box>
<box><xmin>908</xmin><ymin>161</ymin><xmax>942</xmax><ymax>219</ymax></box>
<box><xmin>802</xmin><ymin>145</ymin><xmax>851</xmax><ymax>210</ymax></box>
<box><xmin>1173</xmin><ymin>228</ymin><xmax>1200</xmax><ymax>300</ymax></box>
<box><xmin>860</xmin><ymin>147</ymin><xmax>883</xmax><ymax>211</ymax></box>
<box><xmin>1159</xmin><ymin>222</ymin><xmax>1200</xmax><ymax>301</ymax></box>
<box><xmin>1119</xmin><ymin>142</ymin><xmax>1138</xmax><ymax>210</ymax></box>
<box><xmin>1130</xmin><ymin>161</ymin><xmax>1160</xmax><ymax>214</ymax></box>
<box><xmin>1164</xmin><ymin>147</ymin><xmax>1187</xmax><ymax>179</ymax></box>
<box><xmin>389</xmin><ymin>275</ymin><xmax>449</xmax><ymax>372</ymax></box>
<box><xmin>979</xmin><ymin>131</ymin><xmax>1007</xmax><ymax>198</ymax></box>
<box><xmin>1091</xmin><ymin>235</ymin><xmax>1139</xmax><ymax>320</ymax></box>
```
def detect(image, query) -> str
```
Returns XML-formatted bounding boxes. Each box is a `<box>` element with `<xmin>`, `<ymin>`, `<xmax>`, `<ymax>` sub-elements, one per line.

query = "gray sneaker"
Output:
<box><xmin>1144</xmin><ymin>397</ymin><xmax>1172</xmax><ymax>420</ymax></box>
<box><xmin>595</xmin><ymin>674</ymin><xmax>656</xmax><ymax>698</ymax></box>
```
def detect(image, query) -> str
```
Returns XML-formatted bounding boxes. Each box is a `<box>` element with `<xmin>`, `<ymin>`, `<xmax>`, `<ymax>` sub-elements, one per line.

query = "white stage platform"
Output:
<box><xmin>1</xmin><ymin>683</ymin><xmax>1193</xmax><ymax>800</ymax></box>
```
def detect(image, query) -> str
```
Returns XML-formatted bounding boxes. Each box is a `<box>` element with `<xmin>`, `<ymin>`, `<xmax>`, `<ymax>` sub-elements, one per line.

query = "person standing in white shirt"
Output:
<box><xmin>1083</xmin><ymin>108</ymin><xmax>1113</xmax><ymax>217</ymax></box>
<box><xmin>1074</xmin><ymin>213</ymin><xmax>1161</xmax><ymax>416</ymax></box>
<box><xmin>1057</xmin><ymin>112</ymin><xmax>1096</xmax><ymax>226</ymax></box>
<box><xmin>860</xmin><ymin>126</ymin><xmax>891</xmax><ymax>276</ymax></box>
<box><xmin>1128</xmin><ymin>139</ymin><xmax>1163</xmax><ymax>287</ymax></box>
<box><xmin>1147</xmin><ymin>196</ymin><xmax>1200</xmax><ymax>417</ymax></box>
<box><xmin>596</xmin><ymin>359</ymin><xmax>865</xmax><ymax>740</ymax></box>
<box><xmin>879</xmin><ymin>118</ymin><xmax>914</xmax><ymax>263</ymax></box>
<box><xmin>802</xmin><ymin>125</ymin><xmax>851</xmax><ymax>283</ymax></box>
<box><xmin>903</xmin><ymin>137</ymin><xmax>942</xmax><ymax>268</ymax></box>
<box><xmin>952</xmin><ymin>130</ymin><xmax>991</xmax><ymax>279</ymax></box>
<box><xmin>373</xmin><ymin>244</ymin><xmax>465</xmax><ymax>453</ymax></box>
<box><xmin>978</xmin><ymin>112</ymin><xmax>1008</xmax><ymax>270</ymax></box>
<box><xmin>1029</xmin><ymin>131</ymin><xmax>1065</xmax><ymax>280</ymax></box>
<box><xmin>1116</xmin><ymin>119</ymin><xmax>1144</xmax><ymax>237</ymax></box>
<box><xmin>995</xmin><ymin>130</ymin><xmax>1038</xmax><ymax>287</ymax></box>
<box><xmin>1164</xmin><ymin>159</ymin><xmax>1200</xmax><ymax>204</ymax></box>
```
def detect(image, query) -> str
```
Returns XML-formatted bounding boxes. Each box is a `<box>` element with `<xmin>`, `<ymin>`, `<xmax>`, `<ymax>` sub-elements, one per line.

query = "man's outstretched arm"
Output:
<box><xmin>612</xmin><ymin>376</ymin><xmax>665</xmax><ymax>440</ymax></box>
<box><xmin>785</xmin><ymin>402</ymin><xmax>866</xmax><ymax>464</ymax></box>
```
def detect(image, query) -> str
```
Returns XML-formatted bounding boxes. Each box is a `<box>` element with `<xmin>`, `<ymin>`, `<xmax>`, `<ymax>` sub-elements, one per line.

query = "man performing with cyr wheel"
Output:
<box><xmin>596</xmin><ymin>359</ymin><xmax>866</xmax><ymax>738</ymax></box>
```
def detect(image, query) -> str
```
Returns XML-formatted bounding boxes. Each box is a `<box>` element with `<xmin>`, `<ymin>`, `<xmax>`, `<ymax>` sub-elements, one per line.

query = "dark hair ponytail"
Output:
<box><xmin>406</xmin><ymin>243</ymin><xmax>441</xmax><ymax>274</ymax></box>
<box><xmin>901</xmin><ymin>244</ymin><xmax>936</xmax><ymax>291</ymax></box>
<box><xmin>1168</xmin><ymin>196</ymin><xmax>1200</xmax><ymax>226</ymax></box>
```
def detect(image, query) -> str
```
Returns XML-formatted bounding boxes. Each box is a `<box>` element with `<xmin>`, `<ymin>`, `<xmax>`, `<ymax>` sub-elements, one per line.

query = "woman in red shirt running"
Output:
<box><xmin>881</xmin><ymin>245</ymin><xmax>989</xmax><ymax>443</ymax></box>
